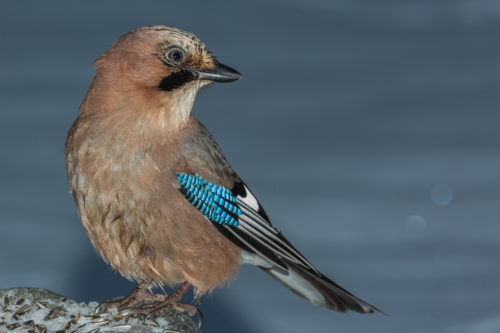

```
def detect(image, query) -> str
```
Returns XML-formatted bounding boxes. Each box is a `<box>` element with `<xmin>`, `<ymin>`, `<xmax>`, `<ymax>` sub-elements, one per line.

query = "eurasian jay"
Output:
<box><xmin>65</xmin><ymin>25</ymin><xmax>384</xmax><ymax>322</ymax></box>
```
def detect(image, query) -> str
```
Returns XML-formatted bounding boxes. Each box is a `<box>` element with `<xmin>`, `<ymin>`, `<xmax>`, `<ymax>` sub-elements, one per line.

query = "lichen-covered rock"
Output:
<box><xmin>0</xmin><ymin>287</ymin><xmax>200</xmax><ymax>333</ymax></box>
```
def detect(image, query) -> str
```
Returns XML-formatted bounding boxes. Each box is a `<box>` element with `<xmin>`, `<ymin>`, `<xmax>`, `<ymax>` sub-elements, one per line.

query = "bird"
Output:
<box><xmin>65</xmin><ymin>25</ymin><xmax>385</xmax><ymax>322</ymax></box>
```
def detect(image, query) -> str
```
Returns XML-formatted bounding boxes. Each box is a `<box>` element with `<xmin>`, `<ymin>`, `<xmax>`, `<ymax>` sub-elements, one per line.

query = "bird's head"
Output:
<box><xmin>83</xmin><ymin>25</ymin><xmax>241</xmax><ymax>130</ymax></box>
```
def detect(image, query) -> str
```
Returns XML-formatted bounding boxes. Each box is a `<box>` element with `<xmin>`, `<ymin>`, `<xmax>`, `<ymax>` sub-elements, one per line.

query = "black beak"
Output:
<box><xmin>193</xmin><ymin>61</ymin><xmax>242</xmax><ymax>82</ymax></box>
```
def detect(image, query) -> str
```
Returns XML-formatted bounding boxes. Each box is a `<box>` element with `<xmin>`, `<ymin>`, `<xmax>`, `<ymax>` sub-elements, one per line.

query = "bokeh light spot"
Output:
<box><xmin>405</xmin><ymin>215</ymin><xmax>427</xmax><ymax>235</ymax></box>
<box><xmin>430</xmin><ymin>183</ymin><xmax>453</xmax><ymax>206</ymax></box>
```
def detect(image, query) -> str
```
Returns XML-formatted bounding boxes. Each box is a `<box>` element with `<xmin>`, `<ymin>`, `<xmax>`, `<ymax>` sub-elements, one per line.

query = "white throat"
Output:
<box><xmin>163</xmin><ymin>80</ymin><xmax>208</xmax><ymax>129</ymax></box>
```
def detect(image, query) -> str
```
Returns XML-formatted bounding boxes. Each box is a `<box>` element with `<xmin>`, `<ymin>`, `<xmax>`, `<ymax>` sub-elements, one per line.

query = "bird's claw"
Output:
<box><xmin>96</xmin><ymin>296</ymin><xmax>135</xmax><ymax>314</ymax></box>
<box><xmin>124</xmin><ymin>300</ymin><xmax>203</xmax><ymax>328</ymax></box>
<box><xmin>95</xmin><ymin>302</ymin><xmax>113</xmax><ymax>314</ymax></box>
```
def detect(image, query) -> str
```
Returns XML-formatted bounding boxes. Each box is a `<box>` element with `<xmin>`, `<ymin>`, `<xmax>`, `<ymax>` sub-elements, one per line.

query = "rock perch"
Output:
<box><xmin>0</xmin><ymin>287</ymin><xmax>200</xmax><ymax>333</ymax></box>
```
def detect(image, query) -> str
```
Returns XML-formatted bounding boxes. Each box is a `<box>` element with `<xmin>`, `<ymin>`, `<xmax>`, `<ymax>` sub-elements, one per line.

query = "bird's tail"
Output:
<box><xmin>261</xmin><ymin>258</ymin><xmax>387</xmax><ymax>316</ymax></box>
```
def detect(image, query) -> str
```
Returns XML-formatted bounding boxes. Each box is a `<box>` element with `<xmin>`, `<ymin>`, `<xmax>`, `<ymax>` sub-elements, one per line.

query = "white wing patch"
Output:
<box><xmin>239</xmin><ymin>185</ymin><xmax>260</xmax><ymax>211</ymax></box>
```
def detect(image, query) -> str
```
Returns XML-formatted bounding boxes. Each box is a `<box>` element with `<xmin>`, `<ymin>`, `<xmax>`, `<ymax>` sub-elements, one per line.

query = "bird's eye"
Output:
<box><xmin>166</xmin><ymin>48</ymin><xmax>185</xmax><ymax>64</ymax></box>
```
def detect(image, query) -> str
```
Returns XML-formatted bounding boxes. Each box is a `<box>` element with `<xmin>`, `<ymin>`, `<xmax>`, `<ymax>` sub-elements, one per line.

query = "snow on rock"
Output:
<box><xmin>0</xmin><ymin>287</ymin><xmax>200</xmax><ymax>333</ymax></box>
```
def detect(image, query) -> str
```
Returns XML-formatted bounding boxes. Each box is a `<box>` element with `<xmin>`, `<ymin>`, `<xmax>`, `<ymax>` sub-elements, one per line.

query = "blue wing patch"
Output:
<box><xmin>176</xmin><ymin>173</ymin><xmax>242</xmax><ymax>226</ymax></box>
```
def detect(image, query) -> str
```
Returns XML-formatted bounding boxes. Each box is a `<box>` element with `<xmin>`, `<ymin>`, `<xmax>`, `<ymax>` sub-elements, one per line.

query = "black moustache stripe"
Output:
<box><xmin>158</xmin><ymin>70</ymin><xmax>195</xmax><ymax>92</ymax></box>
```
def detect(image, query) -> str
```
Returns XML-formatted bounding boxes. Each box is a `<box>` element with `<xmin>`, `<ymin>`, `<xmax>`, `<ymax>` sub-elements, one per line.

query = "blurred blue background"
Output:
<box><xmin>1</xmin><ymin>1</ymin><xmax>500</xmax><ymax>332</ymax></box>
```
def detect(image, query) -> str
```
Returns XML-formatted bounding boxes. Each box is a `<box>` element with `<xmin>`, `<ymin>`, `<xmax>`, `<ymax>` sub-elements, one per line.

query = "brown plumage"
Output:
<box><xmin>66</xmin><ymin>27</ymin><xmax>242</xmax><ymax>295</ymax></box>
<box><xmin>65</xmin><ymin>25</ymin><xmax>385</xmax><ymax>320</ymax></box>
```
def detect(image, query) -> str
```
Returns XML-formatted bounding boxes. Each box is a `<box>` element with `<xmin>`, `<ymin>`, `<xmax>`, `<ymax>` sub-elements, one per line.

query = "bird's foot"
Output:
<box><xmin>125</xmin><ymin>281</ymin><xmax>203</xmax><ymax>328</ymax></box>
<box><xmin>97</xmin><ymin>281</ymin><xmax>167</xmax><ymax>313</ymax></box>
<box><xmin>127</xmin><ymin>299</ymin><xmax>203</xmax><ymax>328</ymax></box>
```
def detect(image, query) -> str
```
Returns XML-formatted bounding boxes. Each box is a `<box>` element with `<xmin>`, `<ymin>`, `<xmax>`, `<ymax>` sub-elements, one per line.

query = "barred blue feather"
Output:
<box><xmin>176</xmin><ymin>173</ymin><xmax>242</xmax><ymax>226</ymax></box>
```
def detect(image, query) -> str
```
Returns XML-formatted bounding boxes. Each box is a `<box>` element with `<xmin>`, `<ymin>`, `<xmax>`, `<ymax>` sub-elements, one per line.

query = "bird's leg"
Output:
<box><xmin>97</xmin><ymin>280</ymin><xmax>168</xmax><ymax>312</ymax></box>
<box><xmin>126</xmin><ymin>281</ymin><xmax>203</xmax><ymax>327</ymax></box>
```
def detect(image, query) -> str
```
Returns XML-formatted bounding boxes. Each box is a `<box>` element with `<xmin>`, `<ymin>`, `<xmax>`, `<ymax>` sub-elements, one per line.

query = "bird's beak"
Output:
<box><xmin>193</xmin><ymin>61</ymin><xmax>242</xmax><ymax>82</ymax></box>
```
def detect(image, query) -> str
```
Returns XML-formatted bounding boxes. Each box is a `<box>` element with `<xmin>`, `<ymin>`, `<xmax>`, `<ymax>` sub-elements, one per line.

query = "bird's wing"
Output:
<box><xmin>177</xmin><ymin>118</ymin><xmax>315</xmax><ymax>273</ymax></box>
<box><xmin>175</xmin><ymin>118</ymin><xmax>385</xmax><ymax>314</ymax></box>
<box><xmin>175</xmin><ymin>172</ymin><xmax>316</xmax><ymax>273</ymax></box>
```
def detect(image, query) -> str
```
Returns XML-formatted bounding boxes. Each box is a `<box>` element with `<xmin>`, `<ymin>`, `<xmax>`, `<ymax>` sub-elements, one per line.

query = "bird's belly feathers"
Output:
<box><xmin>65</xmin><ymin>125</ymin><xmax>241</xmax><ymax>292</ymax></box>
